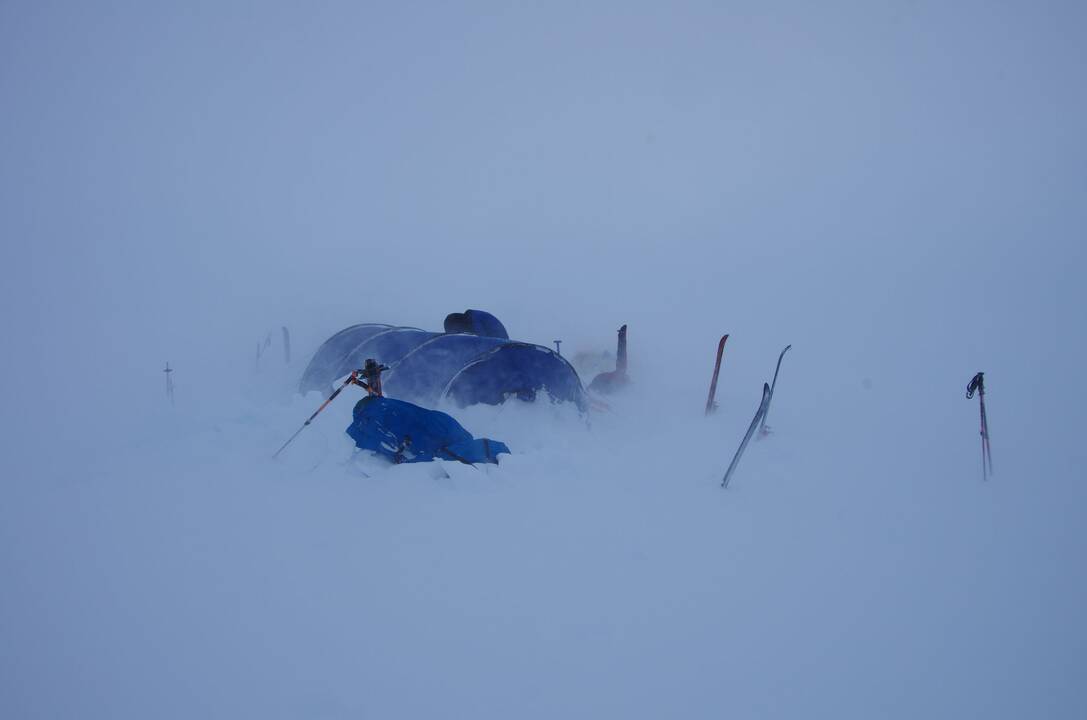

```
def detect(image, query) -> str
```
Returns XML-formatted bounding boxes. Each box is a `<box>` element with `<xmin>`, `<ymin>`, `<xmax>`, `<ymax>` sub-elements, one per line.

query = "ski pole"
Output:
<box><xmin>966</xmin><ymin>372</ymin><xmax>992</xmax><ymax>479</ymax></box>
<box><xmin>980</xmin><ymin>380</ymin><xmax>992</xmax><ymax>477</ymax></box>
<box><xmin>164</xmin><ymin>362</ymin><xmax>175</xmax><ymax>406</ymax></box>
<box><xmin>273</xmin><ymin>371</ymin><xmax>362</xmax><ymax>459</ymax></box>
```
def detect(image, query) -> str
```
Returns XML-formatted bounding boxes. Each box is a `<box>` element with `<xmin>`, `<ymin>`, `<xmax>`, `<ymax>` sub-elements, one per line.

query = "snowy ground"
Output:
<box><xmin>4</xmin><ymin>336</ymin><xmax>1085</xmax><ymax>719</ymax></box>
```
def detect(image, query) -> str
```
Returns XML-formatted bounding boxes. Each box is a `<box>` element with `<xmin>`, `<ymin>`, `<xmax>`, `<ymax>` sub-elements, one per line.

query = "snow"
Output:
<box><xmin>3</xmin><ymin>346</ymin><xmax>1085</xmax><ymax>718</ymax></box>
<box><xmin>3</xmin><ymin>1</ymin><xmax>1086</xmax><ymax>717</ymax></box>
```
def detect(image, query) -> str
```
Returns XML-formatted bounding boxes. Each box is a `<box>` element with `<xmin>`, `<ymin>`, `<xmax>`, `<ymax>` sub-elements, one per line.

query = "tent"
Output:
<box><xmin>300</xmin><ymin>310</ymin><xmax>586</xmax><ymax>410</ymax></box>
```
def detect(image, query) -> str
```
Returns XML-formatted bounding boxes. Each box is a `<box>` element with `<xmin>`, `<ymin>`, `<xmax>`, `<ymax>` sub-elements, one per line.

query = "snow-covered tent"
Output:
<box><xmin>300</xmin><ymin>310</ymin><xmax>586</xmax><ymax>410</ymax></box>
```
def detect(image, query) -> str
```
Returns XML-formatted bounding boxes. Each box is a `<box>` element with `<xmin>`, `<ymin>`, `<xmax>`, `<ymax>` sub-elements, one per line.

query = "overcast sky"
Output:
<box><xmin>1</xmin><ymin>0</ymin><xmax>1084</xmax><ymax>456</ymax></box>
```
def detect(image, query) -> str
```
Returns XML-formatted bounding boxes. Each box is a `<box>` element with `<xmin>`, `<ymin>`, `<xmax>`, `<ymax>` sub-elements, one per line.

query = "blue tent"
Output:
<box><xmin>300</xmin><ymin>310</ymin><xmax>586</xmax><ymax>410</ymax></box>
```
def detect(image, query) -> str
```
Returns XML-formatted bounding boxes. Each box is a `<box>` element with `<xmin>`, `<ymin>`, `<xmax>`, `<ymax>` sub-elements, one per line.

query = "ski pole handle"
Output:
<box><xmin>966</xmin><ymin>372</ymin><xmax>983</xmax><ymax>399</ymax></box>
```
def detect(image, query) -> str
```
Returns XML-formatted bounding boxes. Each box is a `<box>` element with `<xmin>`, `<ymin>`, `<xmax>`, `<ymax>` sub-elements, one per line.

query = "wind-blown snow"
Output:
<box><xmin>4</xmin><ymin>349</ymin><xmax>1085</xmax><ymax>718</ymax></box>
<box><xmin>2</xmin><ymin>1</ymin><xmax>1086</xmax><ymax>718</ymax></box>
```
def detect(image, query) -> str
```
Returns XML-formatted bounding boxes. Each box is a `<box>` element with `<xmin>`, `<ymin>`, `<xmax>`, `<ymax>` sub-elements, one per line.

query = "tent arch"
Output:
<box><xmin>383</xmin><ymin>333</ymin><xmax>508</xmax><ymax>407</ymax></box>
<box><xmin>443</xmin><ymin>342</ymin><xmax>587</xmax><ymax>409</ymax></box>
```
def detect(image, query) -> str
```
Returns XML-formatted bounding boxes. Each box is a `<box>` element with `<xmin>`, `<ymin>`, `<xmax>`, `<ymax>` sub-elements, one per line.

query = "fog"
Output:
<box><xmin>2</xmin><ymin>1</ymin><xmax>1085</xmax><ymax>718</ymax></box>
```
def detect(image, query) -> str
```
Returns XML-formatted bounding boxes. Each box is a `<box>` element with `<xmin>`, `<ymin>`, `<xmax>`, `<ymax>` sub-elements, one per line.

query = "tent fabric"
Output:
<box><xmin>346</xmin><ymin>396</ymin><xmax>509</xmax><ymax>464</ymax></box>
<box><xmin>445</xmin><ymin>343</ymin><xmax>586</xmax><ymax>407</ymax></box>
<box><xmin>443</xmin><ymin>309</ymin><xmax>509</xmax><ymax>339</ymax></box>
<box><xmin>299</xmin><ymin>324</ymin><xmax>391</xmax><ymax>394</ymax></box>
<box><xmin>338</xmin><ymin>328</ymin><xmax>438</xmax><ymax>381</ymax></box>
<box><xmin>300</xmin><ymin>311</ymin><xmax>587</xmax><ymax>410</ymax></box>
<box><xmin>299</xmin><ymin>326</ymin><xmax>435</xmax><ymax>395</ymax></box>
<box><xmin>383</xmin><ymin>334</ymin><xmax>509</xmax><ymax>406</ymax></box>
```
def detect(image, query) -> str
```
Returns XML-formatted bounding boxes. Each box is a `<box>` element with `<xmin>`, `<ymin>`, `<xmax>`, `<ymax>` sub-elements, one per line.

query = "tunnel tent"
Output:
<box><xmin>299</xmin><ymin>310</ymin><xmax>587</xmax><ymax>411</ymax></box>
<box><xmin>299</xmin><ymin>323</ymin><xmax>392</xmax><ymax>394</ymax></box>
<box><xmin>382</xmin><ymin>333</ymin><xmax>509</xmax><ymax>406</ymax></box>
<box><xmin>445</xmin><ymin>342</ymin><xmax>586</xmax><ymax>408</ymax></box>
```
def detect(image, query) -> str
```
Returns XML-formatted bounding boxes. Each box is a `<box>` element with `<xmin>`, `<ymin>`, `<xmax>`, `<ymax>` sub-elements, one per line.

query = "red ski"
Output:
<box><xmin>704</xmin><ymin>334</ymin><xmax>729</xmax><ymax>415</ymax></box>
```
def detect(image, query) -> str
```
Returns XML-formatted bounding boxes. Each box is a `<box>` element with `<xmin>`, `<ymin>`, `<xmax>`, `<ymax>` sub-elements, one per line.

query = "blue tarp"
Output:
<box><xmin>346</xmin><ymin>396</ymin><xmax>510</xmax><ymax>464</ymax></box>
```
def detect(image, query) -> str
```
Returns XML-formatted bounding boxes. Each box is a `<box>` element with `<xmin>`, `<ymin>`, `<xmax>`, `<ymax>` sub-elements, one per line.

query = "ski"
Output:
<box><xmin>759</xmin><ymin>344</ymin><xmax>792</xmax><ymax>436</ymax></box>
<box><xmin>704</xmin><ymin>334</ymin><xmax>729</xmax><ymax>415</ymax></box>
<box><xmin>722</xmin><ymin>383</ymin><xmax>771</xmax><ymax>488</ymax></box>
<box><xmin>587</xmin><ymin>324</ymin><xmax>629</xmax><ymax>395</ymax></box>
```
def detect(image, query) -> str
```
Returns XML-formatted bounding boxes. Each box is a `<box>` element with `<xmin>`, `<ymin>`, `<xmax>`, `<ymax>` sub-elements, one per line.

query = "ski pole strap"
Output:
<box><xmin>966</xmin><ymin>372</ymin><xmax>984</xmax><ymax>399</ymax></box>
